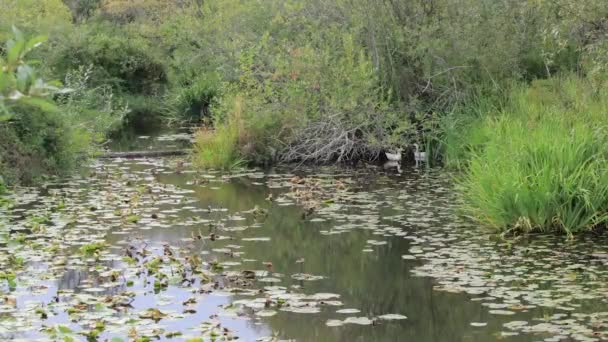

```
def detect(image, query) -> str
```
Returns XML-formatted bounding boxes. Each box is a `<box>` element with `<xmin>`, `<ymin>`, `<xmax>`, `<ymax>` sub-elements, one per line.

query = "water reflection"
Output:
<box><xmin>4</xmin><ymin>157</ymin><xmax>606</xmax><ymax>341</ymax></box>
<box><xmin>110</xmin><ymin>163</ymin><xmax>537</xmax><ymax>341</ymax></box>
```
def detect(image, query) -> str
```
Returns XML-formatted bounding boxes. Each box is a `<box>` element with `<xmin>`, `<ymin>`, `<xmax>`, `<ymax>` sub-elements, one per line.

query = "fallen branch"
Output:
<box><xmin>97</xmin><ymin>149</ymin><xmax>189</xmax><ymax>159</ymax></box>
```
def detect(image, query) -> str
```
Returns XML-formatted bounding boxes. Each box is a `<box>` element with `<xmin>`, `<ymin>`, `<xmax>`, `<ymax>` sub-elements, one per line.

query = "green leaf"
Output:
<box><xmin>6</xmin><ymin>39</ymin><xmax>25</xmax><ymax>66</ymax></box>
<box><xmin>110</xmin><ymin>338</ymin><xmax>125</xmax><ymax>342</ymax></box>
<box><xmin>24</xmin><ymin>35</ymin><xmax>47</xmax><ymax>54</ymax></box>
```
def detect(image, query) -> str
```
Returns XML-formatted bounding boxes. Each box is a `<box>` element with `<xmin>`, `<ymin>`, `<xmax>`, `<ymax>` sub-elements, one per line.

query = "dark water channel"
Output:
<box><xmin>1</xmin><ymin>133</ymin><xmax>608</xmax><ymax>341</ymax></box>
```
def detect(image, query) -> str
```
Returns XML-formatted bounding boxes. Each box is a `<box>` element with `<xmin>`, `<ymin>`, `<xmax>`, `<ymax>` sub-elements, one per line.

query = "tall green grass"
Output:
<box><xmin>192</xmin><ymin>126</ymin><xmax>243</xmax><ymax>170</ymax></box>
<box><xmin>457</xmin><ymin>76</ymin><xmax>608</xmax><ymax>235</ymax></box>
<box><xmin>191</xmin><ymin>96</ymin><xmax>244</xmax><ymax>170</ymax></box>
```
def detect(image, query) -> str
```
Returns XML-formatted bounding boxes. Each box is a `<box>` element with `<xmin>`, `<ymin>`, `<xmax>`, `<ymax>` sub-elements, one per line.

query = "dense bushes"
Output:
<box><xmin>0</xmin><ymin>0</ymin><xmax>193</xmax><ymax>184</ymax></box>
<box><xmin>164</xmin><ymin>74</ymin><xmax>220</xmax><ymax>124</ymax></box>
<box><xmin>0</xmin><ymin>27</ymin><xmax>122</xmax><ymax>185</ymax></box>
<box><xmin>456</xmin><ymin>77</ymin><xmax>608</xmax><ymax>235</ymax></box>
<box><xmin>0</xmin><ymin>106</ymin><xmax>85</xmax><ymax>184</ymax></box>
<box><xmin>191</xmin><ymin>2</ymin><xmax>410</xmax><ymax>166</ymax></box>
<box><xmin>185</xmin><ymin>0</ymin><xmax>608</xmax><ymax>168</ymax></box>
<box><xmin>22</xmin><ymin>0</ymin><xmax>603</xmax><ymax>170</ymax></box>
<box><xmin>206</xmin><ymin>30</ymin><xmax>401</xmax><ymax>165</ymax></box>
<box><xmin>54</xmin><ymin>28</ymin><xmax>167</xmax><ymax>95</ymax></box>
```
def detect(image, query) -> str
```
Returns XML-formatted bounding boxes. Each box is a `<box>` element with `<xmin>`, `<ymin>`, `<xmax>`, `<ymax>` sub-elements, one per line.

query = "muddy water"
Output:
<box><xmin>2</xmin><ymin>137</ymin><xmax>608</xmax><ymax>341</ymax></box>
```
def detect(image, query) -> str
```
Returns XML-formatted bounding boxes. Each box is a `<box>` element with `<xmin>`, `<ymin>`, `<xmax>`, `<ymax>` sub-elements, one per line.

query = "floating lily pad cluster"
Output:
<box><xmin>275</xmin><ymin>169</ymin><xmax>608</xmax><ymax>341</ymax></box>
<box><xmin>3</xmin><ymin>154</ymin><xmax>607</xmax><ymax>341</ymax></box>
<box><xmin>0</xmin><ymin>158</ymin><xmax>406</xmax><ymax>341</ymax></box>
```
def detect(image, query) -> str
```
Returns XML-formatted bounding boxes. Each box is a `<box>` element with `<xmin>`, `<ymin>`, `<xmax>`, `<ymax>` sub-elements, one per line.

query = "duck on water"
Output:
<box><xmin>384</xmin><ymin>144</ymin><xmax>427</xmax><ymax>163</ymax></box>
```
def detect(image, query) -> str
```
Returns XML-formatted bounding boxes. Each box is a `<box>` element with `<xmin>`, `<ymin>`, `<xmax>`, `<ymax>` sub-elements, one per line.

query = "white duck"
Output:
<box><xmin>385</xmin><ymin>149</ymin><xmax>402</xmax><ymax>162</ymax></box>
<box><xmin>413</xmin><ymin>143</ymin><xmax>427</xmax><ymax>162</ymax></box>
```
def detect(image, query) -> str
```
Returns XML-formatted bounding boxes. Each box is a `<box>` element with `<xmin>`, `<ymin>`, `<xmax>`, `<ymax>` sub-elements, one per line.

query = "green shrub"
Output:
<box><xmin>0</xmin><ymin>107</ymin><xmax>88</xmax><ymax>184</ymax></box>
<box><xmin>164</xmin><ymin>74</ymin><xmax>220</xmax><ymax>123</ymax></box>
<box><xmin>48</xmin><ymin>24</ymin><xmax>168</xmax><ymax>130</ymax></box>
<box><xmin>0</xmin><ymin>29</ymin><xmax>82</xmax><ymax>184</ymax></box>
<box><xmin>187</xmin><ymin>0</ymin><xmax>607</xmax><ymax>165</ymax></box>
<box><xmin>459</xmin><ymin>76</ymin><xmax>608</xmax><ymax>235</ymax></box>
<box><xmin>51</xmin><ymin>24</ymin><xmax>167</xmax><ymax>95</ymax></box>
<box><xmin>0</xmin><ymin>28</ymin><xmax>125</xmax><ymax>185</ymax></box>
<box><xmin>62</xmin><ymin>0</ymin><xmax>102</xmax><ymax>23</ymax></box>
<box><xmin>206</xmin><ymin>24</ymin><xmax>404</xmax><ymax>164</ymax></box>
<box><xmin>57</xmin><ymin>64</ymin><xmax>128</xmax><ymax>142</ymax></box>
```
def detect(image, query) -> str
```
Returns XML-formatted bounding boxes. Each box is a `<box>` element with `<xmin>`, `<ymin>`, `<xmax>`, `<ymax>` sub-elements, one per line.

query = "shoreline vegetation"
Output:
<box><xmin>2</xmin><ymin>0</ymin><xmax>608</xmax><ymax>235</ymax></box>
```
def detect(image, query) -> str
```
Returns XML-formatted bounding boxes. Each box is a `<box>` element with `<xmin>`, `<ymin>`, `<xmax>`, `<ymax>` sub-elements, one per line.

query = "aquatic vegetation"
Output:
<box><xmin>79</xmin><ymin>242</ymin><xmax>107</xmax><ymax>256</ymax></box>
<box><xmin>3</xmin><ymin>136</ymin><xmax>608</xmax><ymax>341</ymax></box>
<box><xmin>0</xmin><ymin>156</ymin><xmax>413</xmax><ymax>341</ymax></box>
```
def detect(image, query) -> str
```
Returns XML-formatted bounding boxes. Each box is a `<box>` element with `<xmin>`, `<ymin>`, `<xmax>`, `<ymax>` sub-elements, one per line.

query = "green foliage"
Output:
<box><xmin>57</xmin><ymin>64</ymin><xmax>128</xmax><ymax>141</ymax></box>
<box><xmin>187</xmin><ymin>0</ymin><xmax>608</xmax><ymax>165</ymax></box>
<box><xmin>0</xmin><ymin>0</ymin><xmax>72</xmax><ymax>42</ymax></box>
<box><xmin>80</xmin><ymin>242</ymin><xmax>107</xmax><ymax>256</ymax></box>
<box><xmin>192</xmin><ymin>99</ymin><xmax>243</xmax><ymax>170</ymax></box>
<box><xmin>164</xmin><ymin>74</ymin><xmax>220</xmax><ymax>123</ymax></box>
<box><xmin>0</xmin><ymin>28</ymin><xmax>64</xmax><ymax>119</ymax></box>
<box><xmin>0</xmin><ymin>28</ymin><xmax>81</xmax><ymax>184</ymax></box>
<box><xmin>118</xmin><ymin>94</ymin><xmax>164</xmax><ymax>132</ymax></box>
<box><xmin>437</xmin><ymin>93</ymin><xmax>507</xmax><ymax>169</ymax></box>
<box><xmin>48</xmin><ymin>23</ymin><xmax>168</xmax><ymax>129</ymax></box>
<box><xmin>98</xmin><ymin>0</ymin><xmax>178</xmax><ymax>24</ymax></box>
<box><xmin>458</xmin><ymin>76</ymin><xmax>608</xmax><ymax>235</ymax></box>
<box><xmin>62</xmin><ymin>0</ymin><xmax>102</xmax><ymax>23</ymax></box>
<box><xmin>1</xmin><ymin>107</ymin><xmax>77</xmax><ymax>184</ymax></box>
<box><xmin>202</xmin><ymin>10</ymin><xmax>403</xmax><ymax>163</ymax></box>
<box><xmin>52</xmin><ymin>25</ymin><xmax>167</xmax><ymax>95</ymax></box>
<box><xmin>0</xmin><ymin>28</ymin><xmax>126</xmax><ymax>185</ymax></box>
<box><xmin>0</xmin><ymin>176</ymin><xmax>6</xmax><ymax>195</ymax></box>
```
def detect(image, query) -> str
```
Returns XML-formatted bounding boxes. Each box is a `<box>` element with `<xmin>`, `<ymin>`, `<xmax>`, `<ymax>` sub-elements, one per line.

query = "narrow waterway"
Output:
<box><xmin>1</xmin><ymin>133</ymin><xmax>608</xmax><ymax>341</ymax></box>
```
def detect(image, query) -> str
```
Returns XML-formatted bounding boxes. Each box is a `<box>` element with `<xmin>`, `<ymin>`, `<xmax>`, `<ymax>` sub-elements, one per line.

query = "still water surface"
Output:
<box><xmin>2</xmin><ymin>135</ymin><xmax>608</xmax><ymax>341</ymax></box>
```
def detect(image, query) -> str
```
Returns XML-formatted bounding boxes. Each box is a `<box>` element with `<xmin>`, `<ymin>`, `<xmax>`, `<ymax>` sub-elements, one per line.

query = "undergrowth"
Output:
<box><xmin>456</xmin><ymin>76</ymin><xmax>608</xmax><ymax>235</ymax></box>
<box><xmin>191</xmin><ymin>97</ymin><xmax>244</xmax><ymax>170</ymax></box>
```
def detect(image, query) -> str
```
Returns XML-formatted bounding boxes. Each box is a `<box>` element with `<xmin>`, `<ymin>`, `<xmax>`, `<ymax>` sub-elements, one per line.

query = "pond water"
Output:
<box><xmin>2</xmin><ymin>134</ymin><xmax>608</xmax><ymax>341</ymax></box>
